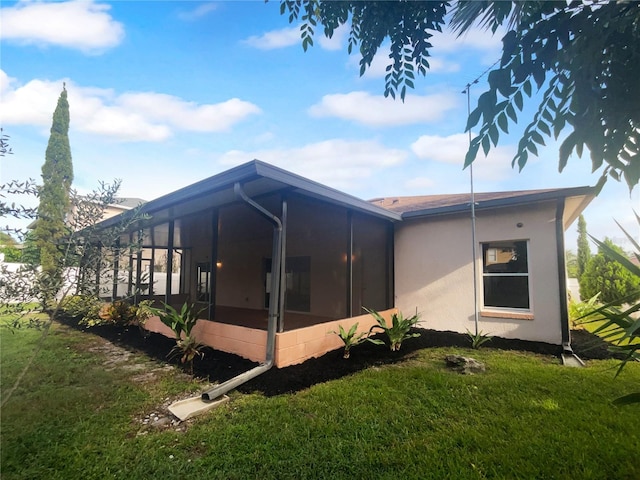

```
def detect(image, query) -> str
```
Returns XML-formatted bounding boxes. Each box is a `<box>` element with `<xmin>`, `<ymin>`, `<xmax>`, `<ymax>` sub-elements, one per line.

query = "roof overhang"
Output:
<box><xmin>401</xmin><ymin>186</ymin><xmax>596</xmax><ymax>230</ymax></box>
<box><xmin>92</xmin><ymin>160</ymin><xmax>402</xmax><ymax>232</ymax></box>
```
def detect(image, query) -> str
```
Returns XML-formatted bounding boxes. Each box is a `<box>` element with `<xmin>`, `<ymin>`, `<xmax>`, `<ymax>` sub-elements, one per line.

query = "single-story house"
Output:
<box><xmin>90</xmin><ymin>160</ymin><xmax>594</xmax><ymax>374</ymax></box>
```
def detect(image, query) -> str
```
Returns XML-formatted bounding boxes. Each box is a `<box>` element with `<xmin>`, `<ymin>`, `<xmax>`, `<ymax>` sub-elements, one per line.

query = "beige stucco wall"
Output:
<box><xmin>394</xmin><ymin>201</ymin><xmax>564</xmax><ymax>344</ymax></box>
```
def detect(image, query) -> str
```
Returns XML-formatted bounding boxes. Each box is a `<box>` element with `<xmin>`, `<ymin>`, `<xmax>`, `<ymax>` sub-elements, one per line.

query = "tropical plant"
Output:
<box><xmin>85</xmin><ymin>299</ymin><xmax>152</xmax><ymax>328</ymax></box>
<box><xmin>580</xmin><ymin>213</ymin><xmax>640</xmax><ymax>405</ymax></box>
<box><xmin>98</xmin><ymin>300</ymin><xmax>135</xmax><ymax>325</ymax></box>
<box><xmin>330</xmin><ymin>322</ymin><xmax>367</xmax><ymax>359</ymax></box>
<box><xmin>466</xmin><ymin>330</ymin><xmax>493</xmax><ymax>350</ymax></box>
<box><xmin>133</xmin><ymin>300</ymin><xmax>154</xmax><ymax>327</ymax></box>
<box><xmin>568</xmin><ymin>293</ymin><xmax>601</xmax><ymax>329</ymax></box>
<box><xmin>364</xmin><ymin>308</ymin><xmax>420</xmax><ymax>352</ymax></box>
<box><xmin>78</xmin><ymin>302</ymin><xmax>104</xmax><ymax>328</ymax></box>
<box><xmin>149</xmin><ymin>302</ymin><xmax>205</xmax><ymax>373</ymax></box>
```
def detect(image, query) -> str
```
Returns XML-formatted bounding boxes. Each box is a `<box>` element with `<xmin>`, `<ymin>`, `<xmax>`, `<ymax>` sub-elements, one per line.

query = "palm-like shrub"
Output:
<box><xmin>149</xmin><ymin>302</ymin><xmax>204</xmax><ymax>374</ymax></box>
<box><xmin>364</xmin><ymin>308</ymin><xmax>420</xmax><ymax>352</ymax></box>
<box><xmin>330</xmin><ymin>323</ymin><xmax>367</xmax><ymax>359</ymax></box>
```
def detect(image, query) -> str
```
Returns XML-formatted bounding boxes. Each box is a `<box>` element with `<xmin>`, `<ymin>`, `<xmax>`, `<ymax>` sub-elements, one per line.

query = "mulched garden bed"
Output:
<box><xmin>61</xmin><ymin>317</ymin><xmax>624</xmax><ymax>397</ymax></box>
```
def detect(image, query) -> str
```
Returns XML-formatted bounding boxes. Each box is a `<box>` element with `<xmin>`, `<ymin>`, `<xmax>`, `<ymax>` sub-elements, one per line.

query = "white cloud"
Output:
<box><xmin>352</xmin><ymin>46</ymin><xmax>461</xmax><ymax>79</ymax></box>
<box><xmin>243</xmin><ymin>23</ymin><xmax>348</xmax><ymax>51</ymax></box>
<box><xmin>317</xmin><ymin>23</ymin><xmax>349</xmax><ymax>51</ymax></box>
<box><xmin>0</xmin><ymin>71</ymin><xmax>262</xmax><ymax>142</ymax></box>
<box><xmin>0</xmin><ymin>0</ymin><xmax>124</xmax><ymax>54</ymax></box>
<box><xmin>431</xmin><ymin>26</ymin><xmax>503</xmax><ymax>54</ymax></box>
<box><xmin>411</xmin><ymin>133</ymin><xmax>469</xmax><ymax>164</ymax></box>
<box><xmin>0</xmin><ymin>70</ymin><xmax>14</xmax><ymax>93</ymax></box>
<box><xmin>411</xmin><ymin>133</ymin><xmax>515</xmax><ymax>181</ymax></box>
<box><xmin>177</xmin><ymin>2</ymin><xmax>219</xmax><ymax>22</ymax></box>
<box><xmin>243</xmin><ymin>26</ymin><xmax>301</xmax><ymax>50</ymax></box>
<box><xmin>309</xmin><ymin>91</ymin><xmax>459</xmax><ymax>127</ymax></box>
<box><xmin>405</xmin><ymin>177</ymin><xmax>436</xmax><ymax>190</ymax></box>
<box><xmin>117</xmin><ymin>93</ymin><xmax>261</xmax><ymax>133</ymax></box>
<box><xmin>0</xmin><ymin>76</ymin><xmax>62</xmax><ymax>126</ymax></box>
<box><xmin>217</xmin><ymin>139</ymin><xmax>407</xmax><ymax>190</ymax></box>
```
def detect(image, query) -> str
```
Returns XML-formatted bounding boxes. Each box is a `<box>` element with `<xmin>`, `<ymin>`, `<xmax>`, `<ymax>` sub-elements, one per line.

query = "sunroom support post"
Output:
<box><xmin>208</xmin><ymin>210</ymin><xmax>219</xmax><ymax>321</ymax></box>
<box><xmin>165</xmin><ymin>220</ymin><xmax>174</xmax><ymax>305</ymax></box>
<box><xmin>346</xmin><ymin>211</ymin><xmax>354</xmax><ymax>318</ymax></box>
<box><xmin>135</xmin><ymin>231</ymin><xmax>142</xmax><ymax>305</ymax></box>
<box><xmin>95</xmin><ymin>245</ymin><xmax>102</xmax><ymax>298</ymax></box>
<box><xmin>278</xmin><ymin>197</ymin><xmax>288</xmax><ymax>332</ymax></box>
<box><xmin>149</xmin><ymin>227</ymin><xmax>155</xmax><ymax>297</ymax></box>
<box><xmin>127</xmin><ymin>233</ymin><xmax>134</xmax><ymax>298</ymax></box>
<box><xmin>386</xmin><ymin>223</ymin><xmax>395</xmax><ymax>309</ymax></box>
<box><xmin>111</xmin><ymin>239</ymin><xmax>120</xmax><ymax>301</ymax></box>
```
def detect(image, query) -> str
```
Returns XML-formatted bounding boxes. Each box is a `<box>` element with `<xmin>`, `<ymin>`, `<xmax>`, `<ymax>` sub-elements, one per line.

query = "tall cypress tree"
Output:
<box><xmin>576</xmin><ymin>214</ymin><xmax>591</xmax><ymax>282</ymax></box>
<box><xmin>35</xmin><ymin>85</ymin><xmax>73</xmax><ymax>302</ymax></box>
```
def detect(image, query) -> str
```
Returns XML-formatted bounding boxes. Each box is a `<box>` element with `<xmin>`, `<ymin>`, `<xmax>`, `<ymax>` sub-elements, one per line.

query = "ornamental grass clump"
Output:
<box><xmin>364</xmin><ymin>307</ymin><xmax>420</xmax><ymax>352</ymax></box>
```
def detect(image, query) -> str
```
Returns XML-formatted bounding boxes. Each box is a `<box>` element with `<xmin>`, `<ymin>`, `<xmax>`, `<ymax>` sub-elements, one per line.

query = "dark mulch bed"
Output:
<box><xmin>61</xmin><ymin>317</ymin><xmax>623</xmax><ymax>397</ymax></box>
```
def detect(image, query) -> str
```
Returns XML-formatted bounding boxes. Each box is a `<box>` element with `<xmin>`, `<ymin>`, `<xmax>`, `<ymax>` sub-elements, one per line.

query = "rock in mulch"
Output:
<box><xmin>445</xmin><ymin>354</ymin><xmax>486</xmax><ymax>374</ymax></box>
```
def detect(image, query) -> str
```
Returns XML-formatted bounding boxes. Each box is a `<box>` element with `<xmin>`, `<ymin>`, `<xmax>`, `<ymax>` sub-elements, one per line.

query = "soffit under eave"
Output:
<box><xmin>126</xmin><ymin>179</ymin><xmax>398</xmax><ymax>232</ymax></box>
<box><xmin>562</xmin><ymin>193</ymin><xmax>595</xmax><ymax>230</ymax></box>
<box><xmin>107</xmin><ymin>178</ymin><xmax>398</xmax><ymax>246</ymax></box>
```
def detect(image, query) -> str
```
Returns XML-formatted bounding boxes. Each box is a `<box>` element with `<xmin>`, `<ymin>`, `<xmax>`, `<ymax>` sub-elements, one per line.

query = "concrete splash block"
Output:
<box><xmin>169</xmin><ymin>394</ymin><xmax>230</xmax><ymax>421</ymax></box>
<box><xmin>561</xmin><ymin>353</ymin><xmax>585</xmax><ymax>367</ymax></box>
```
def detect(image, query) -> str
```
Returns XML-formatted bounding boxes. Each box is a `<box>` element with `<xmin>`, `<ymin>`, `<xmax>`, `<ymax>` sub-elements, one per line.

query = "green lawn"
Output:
<box><xmin>2</xmin><ymin>322</ymin><xmax>639</xmax><ymax>479</ymax></box>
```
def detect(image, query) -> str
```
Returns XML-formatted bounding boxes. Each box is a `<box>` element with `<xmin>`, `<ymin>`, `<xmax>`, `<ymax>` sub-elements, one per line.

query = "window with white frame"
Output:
<box><xmin>482</xmin><ymin>240</ymin><xmax>530</xmax><ymax>310</ymax></box>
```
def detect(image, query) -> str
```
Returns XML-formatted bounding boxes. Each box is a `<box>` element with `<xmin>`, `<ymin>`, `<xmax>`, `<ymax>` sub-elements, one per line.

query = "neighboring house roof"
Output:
<box><xmin>111</xmin><ymin>197</ymin><xmax>146</xmax><ymax>209</ymax></box>
<box><xmin>93</xmin><ymin>160</ymin><xmax>403</xmax><ymax>231</ymax></box>
<box><xmin>370</xmin><ymin>186</ymin><xmax>595</xmax><ymax>229</ymax></box>
<box><xmin>26</xmin><ymin>196</ymin><xmax>147</xmax><ymax>230</ymax></box>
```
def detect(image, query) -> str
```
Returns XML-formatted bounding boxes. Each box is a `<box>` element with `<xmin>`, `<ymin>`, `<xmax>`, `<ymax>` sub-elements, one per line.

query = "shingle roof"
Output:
<box><xmin>369</xmin><ymin>187</ymin><xmax>595</xmax><ymax>218</ymax></box>
<box><xmin>92</xmin><ymin>160</ymin><xmax>402</xmax><ymax>231</ymax></box>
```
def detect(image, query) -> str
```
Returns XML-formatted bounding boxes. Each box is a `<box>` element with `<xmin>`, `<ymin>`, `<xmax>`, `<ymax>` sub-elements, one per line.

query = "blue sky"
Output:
<box><xmin>1</xmin><ymin>0</ymin><xmax>638</xmax><ymax>249</ymax></box>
